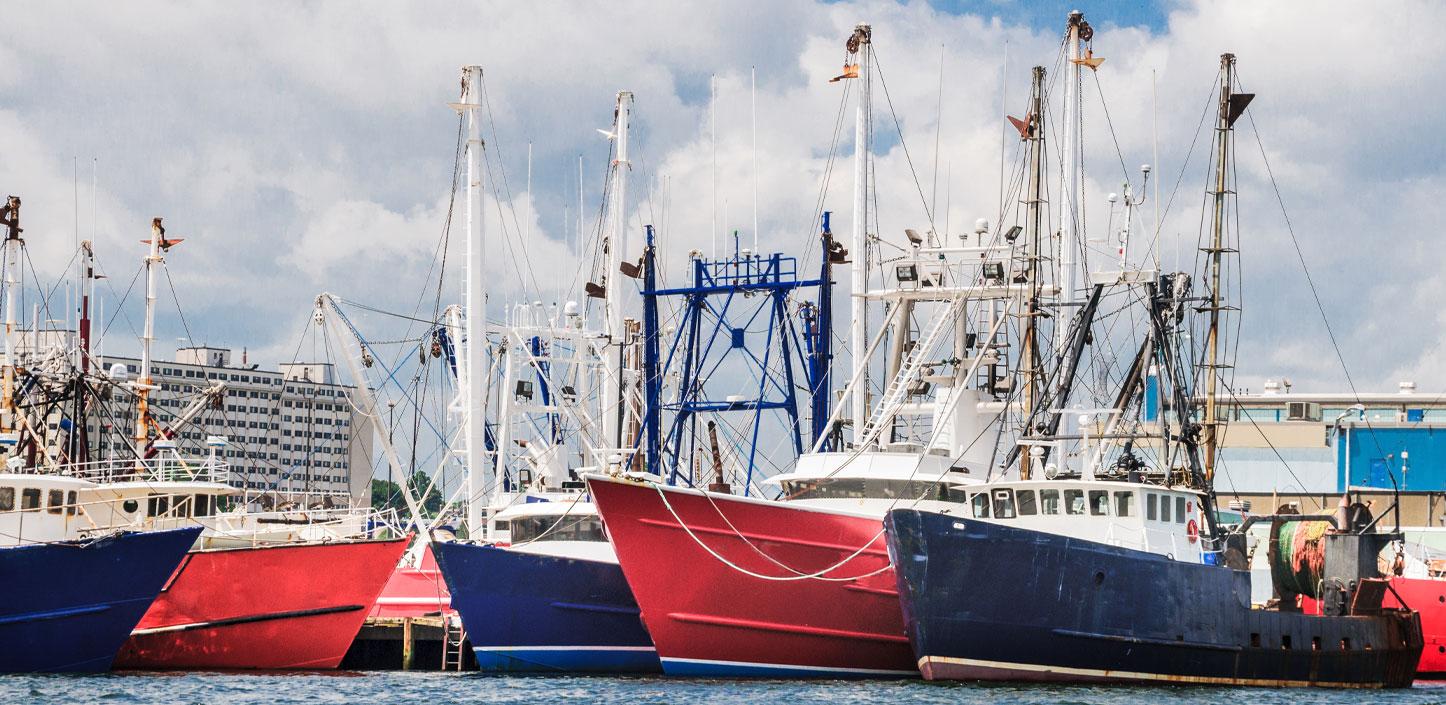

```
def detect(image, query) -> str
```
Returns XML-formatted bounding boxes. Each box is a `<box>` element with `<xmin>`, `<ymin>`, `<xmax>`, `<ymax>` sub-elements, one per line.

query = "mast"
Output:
<box><xmin>848</xmin><ymin>22</ymin><xmax>872</xmax><ymax>443</ymax></box>
<box><xmin>72</xmin><ymin>239</ymin><xmax>96</xmax><ymax>462</ymax></box>
<box><xmin>1203</xmin><ymin>53</ymin><xmax>1251</xmax><ymax>485</ymax></box>
<box><xmin>1018</xmin><ymin>66</ymin><xmax>1046</xmax><ymax>480</ymax></box>
<box><xmin>136</xmin><ymin>218</ymin><xmax>169</xmax><ymax>449</ymax></box>
<box><xmin>0</xmin><ymin>196</ymin><xmax>20</xmax><ymax>435</ymax></box>
<box><xmin>602</xmin><ymin>90</ymin><xmax>633</xmax><ymax>453</ymax></box>
<box><xmin>1058</xmin><ymin>11</ymin><xmax>1088</xmax><ymax>346</ymax></box>
<box><xmin>454</xmin><ymin>65</ymin><xmax>488</xmax><ymax>533</ymax></box>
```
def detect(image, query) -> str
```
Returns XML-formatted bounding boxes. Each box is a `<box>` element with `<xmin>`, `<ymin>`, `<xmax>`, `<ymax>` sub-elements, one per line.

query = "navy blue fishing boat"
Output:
<box><xmin>433</xmin><ymin>500</ymin><xmax>658</xmax><ymax>673</ymax></box>
<box><xmin>886</xmin><ymin>484</ymin><xmax>1422</xmax><ymax>687</ymax></box>
<box><xmin>0</xmin><ymin>517</ymin><xmax>201</xmax><ymax>672</ymax></box>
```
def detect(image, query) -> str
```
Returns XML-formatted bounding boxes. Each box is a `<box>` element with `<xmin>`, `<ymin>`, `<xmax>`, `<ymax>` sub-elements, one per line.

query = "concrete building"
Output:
<box><xmin>82</xmin><ymin>346</ymin><xmax>374</xmax><ymax>506</ymax></box>
<box><xmin>1154</xmin><ymin>380</ymin><xmax>1446</xmax><ymax>526</ymax></box>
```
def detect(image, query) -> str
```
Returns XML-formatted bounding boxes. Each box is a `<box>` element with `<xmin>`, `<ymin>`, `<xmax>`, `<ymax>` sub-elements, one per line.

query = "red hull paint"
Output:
<box><xmin>587</xmin><ymin>476</ymin><xmax>916</xmax><ymax>676</ymax></box>
<box><xmin>115</xmin><ymin>537</ymin><xmax>408</xmax><ymax>670</ymax></box>
<box><xmin>1386</xmin><ymin>577</ymin><xmax>1446</xmax><ymax>675</ymax></box>
<box><xmin>370</xmin><ymin>542</ymin><xmax>453</xmax><ymax>619</ymax></box>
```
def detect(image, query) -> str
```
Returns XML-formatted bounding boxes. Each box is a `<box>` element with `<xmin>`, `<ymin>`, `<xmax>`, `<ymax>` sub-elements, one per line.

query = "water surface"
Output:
<box><xmin>6</xmin><ymin>673</ymin><xmax>1446</xmax><ymax>705</ymax></box>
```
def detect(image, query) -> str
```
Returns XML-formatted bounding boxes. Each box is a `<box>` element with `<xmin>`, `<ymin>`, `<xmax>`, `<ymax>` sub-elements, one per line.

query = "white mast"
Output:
<box><xmin>602</xmin><ymin>91</ymin><xmax>633</xmax><ymax>453</ymax></box>
<box><xmin>136</xmin><ymin>217</ymin><xmax>168</xmax><ymax>448</ymax></box>
<box><xmin>849</xmin><ymin>23</ymin><xmax>873</xmax><ymax>443</ymax></box>
<box><xmin>0</xmin><ymin>196</ymin><xmax>20</xmax><ymax>435</ymax></box>
<box><xmin>1059</xmin><ymin>10</ymin><xmax>1087</xmax><ymax>351</ymax></box>
<box><xmin>453</xmin><ymin>65</ymin><xmax>488</xmax><ymax>534</ymax></box>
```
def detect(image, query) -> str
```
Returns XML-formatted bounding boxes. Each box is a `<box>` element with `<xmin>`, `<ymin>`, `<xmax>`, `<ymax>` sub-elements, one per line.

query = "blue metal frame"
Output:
<box><xmin>639</xmin><ymin>217</ymin><xmax>834</xmax><ymax>493</ymax></box>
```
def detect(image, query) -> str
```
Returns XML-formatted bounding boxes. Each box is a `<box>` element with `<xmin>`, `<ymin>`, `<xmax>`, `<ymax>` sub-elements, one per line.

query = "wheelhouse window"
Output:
<box><xmin>194</xmin><ymin>494</ymin><xmax>213</xmax><ymax>517</ymax></box>
<box><xmin>148</xmin><ymin>494</ymin><xmax>171</xmax><ymax>517</ymax></box>
<box><xmin>992</xmin><ymin>490</ymin><xmax>1016</xmax><ymax>519</ymax></box>
<box><xmin>969</xmin><ymin>493</ymin><xmax>990</xmax><ymax>518</ymax></box>
<box><xmin>780</xmin><ymin>478</ymin><xmax>951</xmax><ymax>502</ymax></box>
<box><xmin>1160</xmin><ymin>495</ymin><xmax>1172</xmax><ymax>522</ymax></box>
<box><xmin>47</xmin><ymin>489</ymin><xmax>64</xmax><ymax>515</ymax></box>
<box><xmin>1175</xmin><ymin>496</ymin><xmax>1187</xmax><ymax>524</ymax></box>
<box><xmin>0</xmin><ymin>487</ymin><xmax>12</xmax><ymax>512</ymax></box>
<box><xmin>1040</xmin><ymin>489</ymin><xmax>1061</xmax><ymax>515</ymax></box>
<box><xmin>66</xmin><ymin>491</ymin><xmax>78</xmax><ymax>516</ymax></box>
<box><xmin>1146</xmin><ymin>493</ymin><xmax>1157</xmax><ymax>520</ymax></box>
<box><xmin>1088</xmin><ymin>490</ymin><xmax>1109</xmax><ymax>516</ymax></box>
<box><xmin>21</xmin><ymin>488</ymin><xmax>40</xmax><ymax>511</ymax></box>
<box><xmin>1064</xmin><ymin>489</ymin><xmax>1085</xmax><ymax>515</ymax></box>
<box><xmin>1114</xmin><ymin>491</ymin><xmax>1135</xmax><ymax>517</ymax></box>
<box><xmin>1016</xmin><ymin>490</ymin><xmax>1038</xmax><ymax>516</ymax></box>
<box><xmin>508</xmin><ymin>515</ymin><xmax>607</xmax><ymax>543</ymax></box>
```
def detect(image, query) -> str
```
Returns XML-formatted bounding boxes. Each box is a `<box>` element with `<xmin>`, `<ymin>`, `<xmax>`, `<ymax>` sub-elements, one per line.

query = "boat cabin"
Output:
<box><xmin>0</xmin><ymin>474</ymin><xmax>94</xmax><ymax>546</ymax></box>
<box><xmin>948</xmin><ymin>479</ymin><xmax>1209</xmax><ymax>562</ymax></box>
<box><xmin>764</xmin><ymin>449</ymin><xmax>979</xmax><ymax>517</ymax></box>
<box><xmin>487</xmin><ymin>497</ymin><xmax>615</xmax><ymax>562</ymax></box>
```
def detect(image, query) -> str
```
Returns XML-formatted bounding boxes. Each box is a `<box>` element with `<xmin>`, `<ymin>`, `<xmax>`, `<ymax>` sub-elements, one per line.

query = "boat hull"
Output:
<box><xmin>433</xmin><ymin>540</ymin><xmax>658</xmax><ymax>673</ymax></box>
<box><xmin>586</xmin><ymin>475</ymin><xmax>915</xmax><ymax>677</ymax></box>
<box><xmin>1374</xmin><ymin>576</ymin><xmax>1446</xmax><ymax>676</ymax></box>
<box><xmin>0</xmin><ymin>526</ymin><xmax>201</xmax><ymax>673</ymax></box>
<box><xmin>115</xmin><ymin>536</ymin><xmax>408</xmax><ymax>670</ymax></box>
<box><xmin>371</xmin><ymin>541</ymin><xmax>452</xmax><ymax>619</ymax></box>
<box><xmin>886</xmin><ymin>509</ymin><xmax>1422</xmax><ymax>688</ymax></box>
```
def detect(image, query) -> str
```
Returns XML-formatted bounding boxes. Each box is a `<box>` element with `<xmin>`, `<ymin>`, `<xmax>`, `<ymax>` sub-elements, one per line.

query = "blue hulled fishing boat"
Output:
<box><xmin>0</xmin><ymin>474</ymin><xmax>201</xmax><ymax>672</ymax></box>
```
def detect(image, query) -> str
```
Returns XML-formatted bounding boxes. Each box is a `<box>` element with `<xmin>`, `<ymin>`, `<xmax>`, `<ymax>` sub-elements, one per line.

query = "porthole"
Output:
<box><xmin>122</xmin><ymin>499</ymin><xmax>139</xmax><ymax>513</ymax></box>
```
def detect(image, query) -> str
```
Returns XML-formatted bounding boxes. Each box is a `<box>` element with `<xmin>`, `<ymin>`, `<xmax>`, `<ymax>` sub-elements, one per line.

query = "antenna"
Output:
<box><xmin>525</xmin><ymin>141</ymin><xmax>532</xmax><ymax>250</ymax></box>
<box><xmin>711</xmin><ymin>73</ymin><xmax>718</xmax><ymax>259</ymax></box>
<box><xmin>751</xmin><ymin>66</ymin><xmax>759</xmax><ymax>253</ymax></box>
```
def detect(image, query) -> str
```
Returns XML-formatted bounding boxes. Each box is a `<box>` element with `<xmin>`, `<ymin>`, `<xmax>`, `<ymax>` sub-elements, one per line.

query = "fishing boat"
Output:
<box><xmin>28</xmin><ymin>220</ymin><xmax>412</xmax><ymax>670</ymax></box>
<box><xmin>428</xmin><ymin>73</ymin><xmax>657</xmax><ymax>673</ymax></box>
<box><xmin>435</xmin><ymin>497</ymin><xmax>658</xmax><ymax>672</ymax></box>
<box><xmin>588</xmin><ymin>21</ymin><xmax>1025</xmax><ymax>677</ymax></box>
<box><xmin>0</xmin><ymin>475</ymin><xmax>202</xmax><ymax>672</ymax></box>
<box><xmin>0</xmin><ymin>196</ymin><xmax>204</xmax><ymax>673</ymax></box>
<box><xmin>886</xmin><ymin>484</ymin><xmax>1421</xmax><ymax>686</ymax></box>
<box><xmin>886</xmin><ymin>46</ymin><xmax>1423</xmax><ymax>688</ymax></box>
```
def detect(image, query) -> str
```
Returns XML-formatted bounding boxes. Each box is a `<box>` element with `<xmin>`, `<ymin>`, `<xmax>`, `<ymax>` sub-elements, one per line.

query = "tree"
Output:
<box><xmin>370</xmin><ymin>471</ymin><xmax>443</xmax><ymax>517</ymax></box>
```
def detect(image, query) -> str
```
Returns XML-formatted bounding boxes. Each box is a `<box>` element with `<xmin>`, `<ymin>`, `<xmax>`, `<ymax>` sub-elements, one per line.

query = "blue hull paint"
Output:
<box><xmin>885</xmin><ymin>510</ymin><xmax>1421</xmax><ymax>687</ymax></box>
<box><xmin>0</xmin><ymin>526</ymin><xmax>202</xmax><ymax>673</ymax></box>
<box><xmin>434</xmin><ymin>542</ymin><xmax>659</xmax><ymax>674</ymax></box>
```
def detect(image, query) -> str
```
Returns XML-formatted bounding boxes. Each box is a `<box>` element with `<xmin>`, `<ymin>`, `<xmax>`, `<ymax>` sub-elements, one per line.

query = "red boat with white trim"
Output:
<box><xmin>588</xmin><ymin>450</ymin><xmax>978</xmax><ymax>677</ymax></box>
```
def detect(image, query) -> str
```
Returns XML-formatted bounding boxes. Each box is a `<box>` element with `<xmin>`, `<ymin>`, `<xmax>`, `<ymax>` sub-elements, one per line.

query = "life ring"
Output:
<box><xmin>1186</xmin><ymin>519</ymin><xmax>1199</xmax><ymax>544</ymax></box>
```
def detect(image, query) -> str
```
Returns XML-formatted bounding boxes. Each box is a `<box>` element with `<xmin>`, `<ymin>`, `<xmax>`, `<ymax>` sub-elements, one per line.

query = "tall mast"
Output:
<box><xmin>136</xmin><ymin>217</ymin><xmax>169</xmax><ymax>448</ymax></box>
<box><xmin>1018</xmin><ymin>67</ymin><xmax>1047</xmax><ymax>480</ymax></box>
<box><xmin>602</xmin><ymin>90</ymin><xmax>633</xmax><ymax>453</ymax></box>
<box><xmin>0</xmin><ymin>196</ymin><xmax>20</xmax><ymax>435</ymax></box>
<box><xmin>454</xmin><ymin>65</ymin><xmax>488</xmax><ymax>533</ymax></box>
<box><xmin>848</xmin><ymin>22</ymin><xmax>872</xmax><ymax>443</ymax></box>
<box><xmin>1203</xmin><ymin>53</ymin><xmax>1250</xmax><ymax>485</ymax></box>
<box><xmin>1057</xmin><ymin>10</ymin><xmax>1087</xmax><ymax>345</ymax></box>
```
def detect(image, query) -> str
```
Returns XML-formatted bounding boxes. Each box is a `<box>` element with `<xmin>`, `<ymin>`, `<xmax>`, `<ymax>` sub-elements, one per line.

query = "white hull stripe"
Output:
<box><xmin>665</xmin><ymin>656</ymin><xmax>916</xmax><ymax>676</ymax></box>
<box><xmin>475</xmin><ymin>646</ymin><xmax>657</xmax><ymax>653</ymax></box>
<box><xmin>920</xmin><ymin>655</ymin><xmax>1388</xmax><ymax>689</ymax></box>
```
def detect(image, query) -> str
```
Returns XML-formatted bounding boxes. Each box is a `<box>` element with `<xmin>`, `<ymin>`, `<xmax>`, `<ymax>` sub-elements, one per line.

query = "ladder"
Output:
<box><xmin>855</xmin><ymin>297</ymin><xmax>963</xmax><ymax>446</ymax></box>
<box><xmin>441</xmin><ymin>614</ymin><xmax>468</xmax><ymax>671</ymax></box>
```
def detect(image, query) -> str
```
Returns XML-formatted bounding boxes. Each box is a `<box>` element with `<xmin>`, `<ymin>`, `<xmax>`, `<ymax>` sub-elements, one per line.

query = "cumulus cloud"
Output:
<box><xmin>0</xmin><ymin>0</ymin><xmax>1441</xmax><ymax>398</ymax></box>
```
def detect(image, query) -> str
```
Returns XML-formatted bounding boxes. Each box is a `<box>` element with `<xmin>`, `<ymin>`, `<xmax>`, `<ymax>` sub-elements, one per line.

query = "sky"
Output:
<box><xmin>1</xmin><ymin>0</ymin><xmax>1444</xmax><ymax>396</ymax></box>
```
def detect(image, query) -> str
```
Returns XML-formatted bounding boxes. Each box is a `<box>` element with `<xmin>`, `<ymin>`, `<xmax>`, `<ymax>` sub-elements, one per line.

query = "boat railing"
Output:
<box><xmin>49</xmin><ymin>456</ymin><xmax>232</xmax><ymax>485</ymax></box>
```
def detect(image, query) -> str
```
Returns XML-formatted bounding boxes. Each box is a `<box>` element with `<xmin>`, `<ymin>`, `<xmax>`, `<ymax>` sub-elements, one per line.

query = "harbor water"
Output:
<box><xmin>7</xmin><ymin>674</ymin><xmax>1446</xmax><ymax>705</ymax></box>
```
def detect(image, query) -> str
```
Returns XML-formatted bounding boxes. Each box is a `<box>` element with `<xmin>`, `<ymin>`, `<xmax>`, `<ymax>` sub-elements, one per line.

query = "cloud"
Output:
<box><xmin>0</xmin><ymin>0</ymin><xmax>1441</xmax><ymax>403</ymax></box>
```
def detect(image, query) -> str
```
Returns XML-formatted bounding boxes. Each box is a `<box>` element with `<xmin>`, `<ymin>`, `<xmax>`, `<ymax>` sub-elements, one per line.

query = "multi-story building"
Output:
<box><xmin>1140</xmin><ymin>378</ymin><xmax>1446</xmax><ymax>527</ymax></box>
<box><xmin>81</xmin><ymin>346</ymin><xmax>374</xmax><ymax>506</ymax></box>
